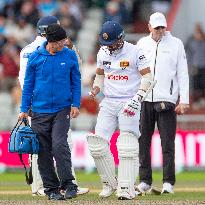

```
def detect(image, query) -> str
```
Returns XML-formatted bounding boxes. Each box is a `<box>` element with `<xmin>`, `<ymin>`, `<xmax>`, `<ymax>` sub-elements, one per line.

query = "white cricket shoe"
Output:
<box><xmin>32</xmin><ymin>188</ymin><xmax>46</xmax><ymax>196</ymax></box>
<box><xmin>117</xmin><ymin>189</ymin><xmax>134</xmax><ymax>200</ymax></box>
<box><xmin>99</xmin><ymin>185</ymin><xmax>116</xmax><ymax>198</ymax></box>
<box><xmin>136</xmin><ymin>182</ymin><xmax>151</xmax><ymax>194</ymax></box>
<box><xmin>77</xmin><ymin>187</ymin><xmax>89</xmax><ymax>195</ymax></box>
<box><xmin>161</xmin><ymin>182</ymin><xmax>174</xmax><ymax>194</ymax></box>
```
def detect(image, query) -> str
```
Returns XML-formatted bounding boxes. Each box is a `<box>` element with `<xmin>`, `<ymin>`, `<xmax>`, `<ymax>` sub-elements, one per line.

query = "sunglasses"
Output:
<box><xmin>154</xmin><ymin>26</ymin><xmax>166</xmax><ymax>30</ymax></box>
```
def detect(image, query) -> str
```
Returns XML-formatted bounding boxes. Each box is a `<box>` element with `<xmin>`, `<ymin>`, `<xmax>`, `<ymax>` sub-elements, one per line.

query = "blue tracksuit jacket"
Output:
<box><xmin>20</xmin><ymin>41</ymin><xmax>81</xmax><ymax>113</ymax></box>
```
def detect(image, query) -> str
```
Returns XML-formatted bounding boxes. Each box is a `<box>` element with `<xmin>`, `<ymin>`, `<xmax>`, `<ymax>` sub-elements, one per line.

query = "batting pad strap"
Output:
<box><xmin>93</xmin><ymin>74</ymin><xmax>104</xmax><ymax>91</ymax></box>
<box><xmin>117</xmin><ymin>132</ymin><xmax>139</xmax><ymax>158</ymax></box>
<box><xmin>133</xmin><ymin>72</ymin><xmax>156</xmax><ymax>102</ymax></box>
<box><xmin>87</xmin><ymin>134</ymin><xmax>109</xmax><ymax>157</ymax></box>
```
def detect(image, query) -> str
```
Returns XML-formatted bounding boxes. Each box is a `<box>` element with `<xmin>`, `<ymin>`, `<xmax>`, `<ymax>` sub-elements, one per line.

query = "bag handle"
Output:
<box><xmin>19</xmin><ymin>154</ymin><xmax>33</xmax><ymax>185</ymax></box>
<box><xmin>22</xmin><ymin>118</ymin><xmax>29</xmax><ymax>126</ymax></box>
<box><xmin>22</xmin><ymin>118</ymin><xmax>36</xmax><ymax>134</ymax></box>
<box><xmin>9</xmin><ymin>119</ymin><xmax>25</xmax><ymax>145</ymax></box>
<box><xmin>10</xmin><ymin>118</ymin><xmax>29</xmax><ymax>134</ymax></box>
<box><xmin>10</xmin><ymin>120</ymin><xmax>24</xmax><ymax>136</ymax></box>
<box><xmin>10</xmin><ymin>118</ymin><xmax>35</xmax><ymax>136</ymax></box>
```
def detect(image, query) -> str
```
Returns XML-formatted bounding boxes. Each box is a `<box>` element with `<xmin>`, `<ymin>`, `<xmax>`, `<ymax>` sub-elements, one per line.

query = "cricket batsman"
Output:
<box><xmin>87</xmin><ymin>20</ymin><xmax>155</xmax><ymax>200</ymax></box>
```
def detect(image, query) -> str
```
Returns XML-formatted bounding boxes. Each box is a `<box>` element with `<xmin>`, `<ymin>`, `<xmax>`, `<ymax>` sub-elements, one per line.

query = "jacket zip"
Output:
<box><xmin>51</xmin><ymin>57</ymin><xmax>54</xmax><ymax>109</ymax></box>
<box><xmin>152</xmin><ymin>40</ymin><xmax>160</xmax><ymax>102</ymax></box>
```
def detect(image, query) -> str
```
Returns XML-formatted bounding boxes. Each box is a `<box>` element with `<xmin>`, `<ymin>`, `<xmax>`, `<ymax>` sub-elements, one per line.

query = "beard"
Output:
<box><xmin>107</xmin><ymin>40</ymin><xmax>124</xmax><ymax>55</ymax></box>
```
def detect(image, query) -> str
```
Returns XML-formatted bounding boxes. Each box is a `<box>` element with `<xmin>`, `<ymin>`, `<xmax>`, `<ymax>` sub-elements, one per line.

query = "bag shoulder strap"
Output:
<box><xmin>10</xmin><ymin>120</ymin><xmax>23</xmax><ymax>136</ymax></box>
<box><xmin>10</xmin><ymin>118</ymin><xmax>29</xmax><ymax>137</ymax></box>
<box><xmin>19</xmin><ymin>154</ymin><xmax>33</xmax><ymax>185</ymax></box>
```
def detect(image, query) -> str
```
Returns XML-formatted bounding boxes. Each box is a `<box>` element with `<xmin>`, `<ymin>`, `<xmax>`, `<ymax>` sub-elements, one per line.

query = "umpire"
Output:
<box><xmin>136</xmin><ymin>12</ymin><xmax>189</xmax><ymax>194</ymax></box>
<box><xmin>18</xmin><ymin>24</ymin><xmax>81</xmax><ymax>200</ymax></box>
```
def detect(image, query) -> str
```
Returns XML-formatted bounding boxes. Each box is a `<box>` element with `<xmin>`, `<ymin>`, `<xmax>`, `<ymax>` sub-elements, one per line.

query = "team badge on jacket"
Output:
<box><xmin>120</xmin><ymin>61</ymin><xmax>129</xmax><ymax>70</ymax></box>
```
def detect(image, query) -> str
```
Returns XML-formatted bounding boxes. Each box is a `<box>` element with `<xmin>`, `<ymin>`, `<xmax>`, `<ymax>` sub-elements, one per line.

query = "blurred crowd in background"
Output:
<box><xmin>0</xmin><ymin>0</ymin><xmax>204</xmax><ymax>131</ymax></box>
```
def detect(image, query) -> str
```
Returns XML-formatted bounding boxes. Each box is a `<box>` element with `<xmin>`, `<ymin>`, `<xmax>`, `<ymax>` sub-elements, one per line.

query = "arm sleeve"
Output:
<box><xmin>70</xmin><ymin>51</ymin><xmax>81</xmax><ymax>108</ymax></box>
<box><xmin>177</xmin><ymin>40</ymin><xmax>189</xmax><ymax>104</ymax></box>
<box><xmin>96</xmin><ymin>50</ymin><xmax>103</xmax><ymax>69</ymax></box>
<box><xmin>19</xmin><ymin>50</ymin><xmax>30</xmax><ymax>89</ymax></box>
<box><xmin>20</xmin><ymin>56</ymin><xmax>35</xmax><ymax>113</ymax></box>
<box><xmin>136</xmin><ymin>47</ymin><xmax>150</xmax><ymax>71</ymax></box>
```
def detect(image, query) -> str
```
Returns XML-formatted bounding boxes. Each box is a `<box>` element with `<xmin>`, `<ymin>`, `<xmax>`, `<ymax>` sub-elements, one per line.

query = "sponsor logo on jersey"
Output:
<box><xmin>107</xmin><ymin>74</ymin><xmax>128</xmax><ymax>81</ymax></box>
<box><xmin>139</xmin><ymin>55</ymin><xmax>145</xmax><ymax>60</ymax></box>
<box><xmin>120</xmin><ymin>61</ymin><xmax>129</xmax><ymax>70</ymax></box>
<box><xmin>103</xmin><ymin>61</ymin><xmax>111</xmax><ymax>69</ymax></box>
<box><xmin>103</xmin><ymin>61</ymin><xmax>111</xmax><ymax>65</ymax></box>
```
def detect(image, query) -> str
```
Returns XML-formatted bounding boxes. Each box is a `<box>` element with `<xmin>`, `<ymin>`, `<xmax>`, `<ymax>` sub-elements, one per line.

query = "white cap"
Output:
<box><xmin>149</xmin><ymin>12</ymin><xmax>167</xmax><ymax>28</ymax></box>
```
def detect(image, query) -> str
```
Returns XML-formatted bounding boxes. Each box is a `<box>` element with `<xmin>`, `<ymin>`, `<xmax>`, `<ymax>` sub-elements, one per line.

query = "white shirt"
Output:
<box><xmin>137</xmin><ymin>31</ymin><xmax>189</xmax><ymax>104</ymax></box>
<box><xmin>19</xmin><ymin>36</ymin><xmax>46</xmax><ymax>89</ymax></box>
<box><xmin>97</xmin><ymin>41</ymin><xmax>149</xmax><ymax>101</ymax></box>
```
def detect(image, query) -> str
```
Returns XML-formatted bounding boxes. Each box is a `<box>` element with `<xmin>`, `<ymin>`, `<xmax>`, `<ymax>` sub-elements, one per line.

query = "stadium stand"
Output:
<box><xmin>0</xmin><ymin>0</ymin><xmax>205</xmax><ymax>131</ymax></box>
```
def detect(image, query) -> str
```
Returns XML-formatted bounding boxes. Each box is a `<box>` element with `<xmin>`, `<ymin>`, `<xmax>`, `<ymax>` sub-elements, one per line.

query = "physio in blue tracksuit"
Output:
<box><xmin>18</xmin><ymin>24</ymin><xmax>81</xmax><ymax>200</ymax></box>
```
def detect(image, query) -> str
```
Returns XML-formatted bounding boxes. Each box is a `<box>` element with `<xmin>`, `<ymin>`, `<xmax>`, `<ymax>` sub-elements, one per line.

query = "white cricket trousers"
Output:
<box><xmin>95</xmin><ymin>98</ymin><xmax>140</xmax><ymax>140</ymax></box>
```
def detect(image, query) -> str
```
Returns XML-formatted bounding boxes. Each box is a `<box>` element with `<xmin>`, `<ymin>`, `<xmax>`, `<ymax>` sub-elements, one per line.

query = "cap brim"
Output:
<box><xmin>150</xmin><ymin>22</ymin><xmax>167</xmax><ymax>28</ymax></box>
<box><xmin>99</xmin><ymin>36</ymin><xmax>117</xmax><ymax>46</ymax></box>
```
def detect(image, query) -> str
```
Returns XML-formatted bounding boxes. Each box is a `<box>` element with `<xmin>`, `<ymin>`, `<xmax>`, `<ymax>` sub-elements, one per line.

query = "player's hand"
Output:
<box><xmin>175</xmin><ymin>103</ymin><xmax>189</xmax><ymax>115</ymax></box>
<box><xmin>18</xmin><ymin>112</ymin><xmax>28</xmax><ymax>121</ymax></box>
<box><xmin>70</xmin><ymin>107</ymin><xmax>80</xmax><ymax>118</ymax></box>
<box><xmin>123</xmin><ymin>99</ymin><xmax>141</xmax><ymax>117</ymax></box>
<box><xmin>89</xmin><ymin>86</ymin><xmax>100</xmax><ymax>99</ymax></box>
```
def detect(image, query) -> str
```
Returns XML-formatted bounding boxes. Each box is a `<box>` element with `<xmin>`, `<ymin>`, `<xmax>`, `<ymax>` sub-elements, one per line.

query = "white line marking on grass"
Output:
<box><xmin>1</xmin><ymin>187</ymin><xmax>205</xmax><ymax>195</ymax></box>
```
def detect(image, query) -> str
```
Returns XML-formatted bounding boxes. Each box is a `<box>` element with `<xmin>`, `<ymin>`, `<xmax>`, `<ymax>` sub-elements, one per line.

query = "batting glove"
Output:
<box><xmin>123</xmin><ymin>98</ymin><xmax>141</xmax><ymax>117</ymax></box>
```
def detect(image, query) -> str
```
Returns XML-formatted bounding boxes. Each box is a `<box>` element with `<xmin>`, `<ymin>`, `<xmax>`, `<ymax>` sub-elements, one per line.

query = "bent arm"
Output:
<box><xmin>133</xmin><ymin>67</ymin><xmax>156</xmax><ymax>102</ymax></box>
<box><xmin>93</xmin><ymin>68</ymin><xmax>104</xmax><ymax>90</ymax></box>
<box><xmin>89</xmin><ymin>68</ymin><xmax>104</xmax><ymax>98</ymax></box>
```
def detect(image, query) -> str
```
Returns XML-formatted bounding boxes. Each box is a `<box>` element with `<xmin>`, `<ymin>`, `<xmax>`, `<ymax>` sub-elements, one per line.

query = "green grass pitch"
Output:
<box><xmin>0</xmin><ymin>170</ymin><xmax>205</xmax><ymax>204</ymax></box>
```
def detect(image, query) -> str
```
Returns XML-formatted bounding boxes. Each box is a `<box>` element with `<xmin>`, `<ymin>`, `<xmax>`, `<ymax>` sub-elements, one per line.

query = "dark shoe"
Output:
<box><xmin>48</xmin><ymin>191</ymin><xmax>65</xmax><ymax>200</ymax></box>
<box><xmin>65</xmin><ymin>188</ymin><xmax>77</xmax><ymax>199</ymax></box>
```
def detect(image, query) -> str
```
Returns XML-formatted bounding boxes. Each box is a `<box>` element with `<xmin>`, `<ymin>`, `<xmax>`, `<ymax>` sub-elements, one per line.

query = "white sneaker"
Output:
<box><xmin>99</xmin><ymin>185</ymin><xmax>116</xmax><ymax>198</ymax></box>
<box><xmin>77</xmin><ymin>187</ymin><xmax>89</xmax><ymax>195</ymax></box>
<box><xmin>136</xmin><ymin>182</ymin><xmax>151</xmax><ymax>194</ymax></box>
<box><xmin>161</xmin><ymin>182</ymin><xmax>174</xmax><ymax>194</ymax></box>
<box><xmin>117</xmin><ymin>188</ymin><xmax>135</xmax><ymax>200</ymax></box>
<box><xmin>32</xmin><ymin>188</ymin><xmax>46</xmax><ymax>196</ymax></box>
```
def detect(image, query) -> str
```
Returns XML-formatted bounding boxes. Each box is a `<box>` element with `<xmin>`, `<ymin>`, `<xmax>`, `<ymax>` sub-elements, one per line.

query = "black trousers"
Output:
<box><xmin>139</xmin><ymin>101</ymin><xmax>176</xmax><ymax>186</ymax></box>
<box><xmin>31</xmin><ymin>107</ymin><xmax>77</xmax><ymax>195</ymax></box>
